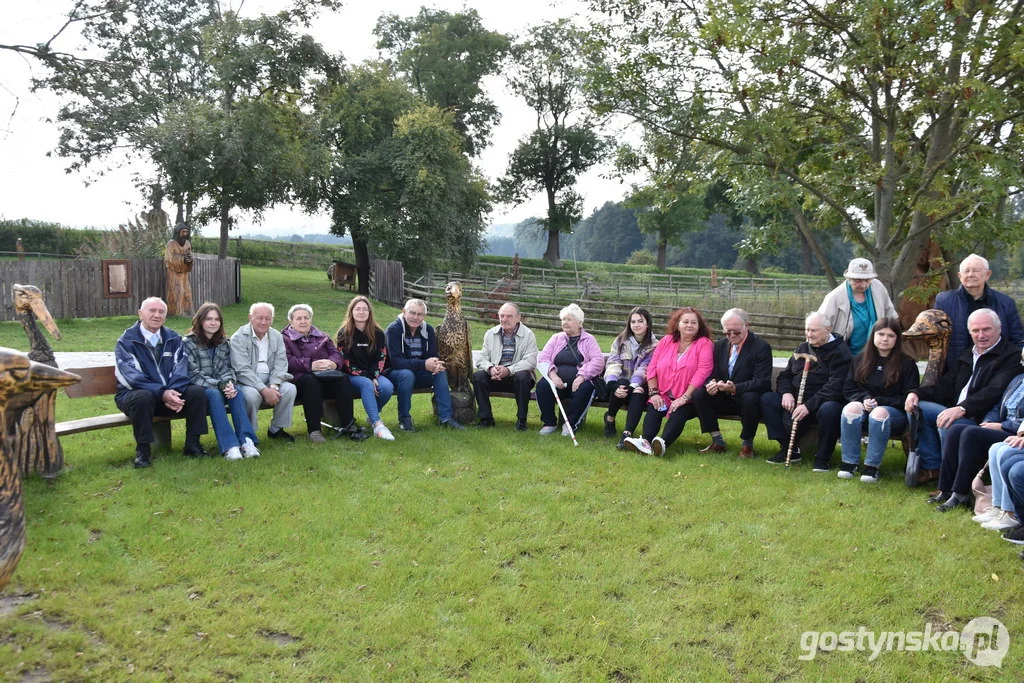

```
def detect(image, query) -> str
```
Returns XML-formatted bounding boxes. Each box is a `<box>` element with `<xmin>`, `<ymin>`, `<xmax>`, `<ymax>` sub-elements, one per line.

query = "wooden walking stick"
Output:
<box><xmin>786</xmin><ymin>352</ymin><xmax>817</xmax><ymax>467</ymax></box>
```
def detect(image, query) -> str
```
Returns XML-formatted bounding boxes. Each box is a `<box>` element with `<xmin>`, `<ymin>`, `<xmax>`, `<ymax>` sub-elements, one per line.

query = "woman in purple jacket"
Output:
<box><xmin>604</xmin><ymin>306</ymin><xmax>657</xmax><ymax>449</ymax></box>
<box><xmin>536</xmin><ymin>303</ymin><xmax>605</xmax><ymax>436</ymax></box>
<box><xmin>282</xmin><ymin>304</ymin><xmax>359</xmax><ymax>443</ymax></box>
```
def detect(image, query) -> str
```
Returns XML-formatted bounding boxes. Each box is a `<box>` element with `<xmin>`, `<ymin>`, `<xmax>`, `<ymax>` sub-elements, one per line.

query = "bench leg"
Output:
<box><xmin>152</xmin><ymin>421</ymin><xmax>172</xmax><ymax>452</ymax></box>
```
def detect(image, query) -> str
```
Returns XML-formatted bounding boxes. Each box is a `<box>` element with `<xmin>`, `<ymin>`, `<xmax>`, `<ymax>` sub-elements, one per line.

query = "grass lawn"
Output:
<box><xmin>0</xmin><ymin>267</ymin><xmax>1021</xmax><ymax>680</ymax></box>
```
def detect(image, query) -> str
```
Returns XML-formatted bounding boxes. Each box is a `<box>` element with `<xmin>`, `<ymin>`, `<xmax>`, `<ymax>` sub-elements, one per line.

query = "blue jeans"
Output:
<box><xmin>840</xmin><ymin>404</ymin><xmax>907</xmax><ymax>467</ymax></box>
<box><xmin>387</xmin><ymin>368</ymin><xmax>453</xmax><ymax>423</ymax></box>
<box><xmin>1005</xmin><ymin>458</ymin><xmax>1024</xmax><ymax>517</ymax></box>
<box><xmin>204</xmin><ymin>387</ymin><xmax>258</xmax><ymax>453</ymax></box>
<box><xmin>349</xmin><ymin>374</ymin><xmax>394</xmax><ymax>424</ymax></box>
<box><xmin>916</xmin><ymin>401</ymin><xmax>974</xmax><ymax>470</ymax></box>
<box><xmin>989</xmin><ymin>443</ymin><xmax>1024</xmax><ymax>512</ymax></box>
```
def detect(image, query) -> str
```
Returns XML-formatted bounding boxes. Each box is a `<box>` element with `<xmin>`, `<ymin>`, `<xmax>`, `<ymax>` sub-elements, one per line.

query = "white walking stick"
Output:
<box><xmin>538</xmin><ymin>362</ymin><xmax>579</xmax><ymax>447</ymax></box>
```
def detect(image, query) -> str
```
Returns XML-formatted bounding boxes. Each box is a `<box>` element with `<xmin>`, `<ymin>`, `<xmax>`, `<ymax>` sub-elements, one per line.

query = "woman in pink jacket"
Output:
<box><xmin>536</xmin><ymin>303</ymin><xmax>605</xmax><ymax>436</ymax></box>
<box><xmin>624</xmin><ymin>307</ymin><xmax>714</xmax><ymax>456</ymax></box>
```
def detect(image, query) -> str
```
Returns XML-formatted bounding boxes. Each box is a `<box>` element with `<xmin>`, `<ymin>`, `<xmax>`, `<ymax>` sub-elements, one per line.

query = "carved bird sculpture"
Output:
<box><xmin>11</xmin><ymin>285</ymin><xmax>65</xmax><ymax>477</ymax></box>
<box><xmin>436</xmin><ymin>281</ymin><xmax>473</xmax><ymax>394</ymax></box>
<box><xmin>0</xmin><ymin>347</ymin><xmax>79</xmax><ymax>591</ymax></box>
<box><xmin>902</xmin><ymin>308</ymin><xmax>952</xmax><ymax>388</ymax></box>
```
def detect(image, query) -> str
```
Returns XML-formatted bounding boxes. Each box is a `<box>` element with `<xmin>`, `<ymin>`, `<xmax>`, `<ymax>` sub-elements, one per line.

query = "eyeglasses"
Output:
<box><xmin>723</xmin><ymin>329</ymin><xmax>744</xmax><ymax>337</ymax></box>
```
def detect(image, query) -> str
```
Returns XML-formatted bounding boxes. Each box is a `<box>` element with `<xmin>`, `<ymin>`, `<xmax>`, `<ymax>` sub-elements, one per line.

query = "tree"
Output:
<box><xmin>497</xmin><ymin>20</ymin><xmax>608</xmax><ymax>267</ymax></box>
<box><xmin>588</xmin><ymin>0</ymin><xmax>1024</xmax><ymax>298</ymax></box>
<box><xmin>571</xmin><ymin>201</ymin><xmax>643</xmax><ymax>264</ymax></box>
<box><xmin>375</xmin><ymin>7</ymin><xmax>511</xmax><ymax>156</ymax></box>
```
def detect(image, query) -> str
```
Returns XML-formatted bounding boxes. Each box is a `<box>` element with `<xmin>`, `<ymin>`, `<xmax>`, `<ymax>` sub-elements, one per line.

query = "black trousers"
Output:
<box><xmin>294</xmin><ymin>373</ymin><xmax>354</xmax><ymax>433</ymax></box>
<box><xmin>536</xmin><ymin>379</ymin><xmax>594</xmax><ymax>429</ymax></box>
<box><xmin>939</xmin><ymin>424</ymin><xmax>1010</xmax><ymax>495</ymax></box>
<box><xmin>692</xmin><ymin>387</ymin><xmax>762</xmax><ymax>441</ymax></box>
<box><xmin>473</xmin><ymin>369</ymin><xmax>535</xmax><ymax>420</ymax></box>
<box><xmin>640</xmin><ymin>404</ymin><xmax>696</xmax><ymax>446</ymax></box>
<box><xmin>115</xmin><ymin>385</ymin><xmax>208</xmax><ymax>445</ymax></box>
<box><xmin>605</xmin><ymin>379</ymin><xmax>647</xmax><ymax>434</ymax></box>
<box><xmin>760</xmin><ymin>391</ymin><xmax>842</xmax><ymax>463</ymax></box>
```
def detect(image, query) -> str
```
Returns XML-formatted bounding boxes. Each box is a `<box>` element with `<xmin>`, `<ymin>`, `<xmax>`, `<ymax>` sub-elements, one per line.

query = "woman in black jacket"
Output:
<box><xmin>838</xmin><ymin>318</ymin><xmax>919</xmax><ymax>482</ymax></box>
<box><xmin>337</xmin><ymin>296</ymin><xmax>395</xmax><ymax>440</ymax></box>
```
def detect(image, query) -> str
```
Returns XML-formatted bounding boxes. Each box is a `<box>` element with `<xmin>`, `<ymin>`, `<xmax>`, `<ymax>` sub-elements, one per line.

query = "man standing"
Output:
<box><xmin>164</xmin><ymin>222</ymin><xmax>194</xmax><ymax>316</ymax></box>
<box><xmin>230</xmin><ymin>302</ymin><xmax>298</xmax><ymax>442</ymax></box>
<box><xmin>385</xmin><ymin>298</ymin><xmax>466</xmax><ymax>431</ymax></box>
<box><xmin>472</xmin><ymin>302</ymin><xmax>538</xmax><ymax>430</ymax></box>
<box><xmin>691</xmin><ymin>308</ymin><xmax>773</xmax><ymax>458</ymax></box>
<box><xmin>761</xmin><ymin>312</ymin><xmax>852</xmax><ymax>471</ymax></box>
<box><xmin>114</xmin><ymin>297</ymin><xmax>208</xmax><ymax>468</ymax></box>
<box><xmin>906</xmin><ymin>308</ymin><xmax>1021</xmax><ymax>486</ymax></box>
<box><xmin>936</xmin><ymin>254</ymin><xmax>1024</xmax><ymax>373</ymax></box>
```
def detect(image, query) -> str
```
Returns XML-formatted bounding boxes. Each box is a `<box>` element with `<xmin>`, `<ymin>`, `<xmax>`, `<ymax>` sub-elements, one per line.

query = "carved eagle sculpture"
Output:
<box><xmin>0</xmin><ymin>347</ymin><xmax>79</xmax><ymax>591</ymax></box>
<box><xmin>13</xmin><ymin>284</ymin><xmax>60</xmax><ymax>368</ymax></box>
<box><xmin>902</xmin><ymin>308</ymin><xmax>952</xmax><ymax>388</ymax></box>
<box><xmin>436</xmin><ymin>281</ymin><xmax>473</xmax><ymax>395</ymax></box>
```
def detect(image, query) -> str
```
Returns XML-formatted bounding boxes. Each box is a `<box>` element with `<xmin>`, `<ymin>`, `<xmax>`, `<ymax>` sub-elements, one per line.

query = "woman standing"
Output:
<box><xmin>838</xmin><ymin>318</ymin><xmax>919</xmax><ymax>482</ymax></box>
<box><xmin>624</xmin><ymin>307</ymin><xmax>714</xmax><ymax>456</ymax></box>
<box><xmin>183</xmin><ymin>303</ymin><xmax>260</xmax><ymax>461</ymax></box>
<box><xmin>536</xmin><ymin>304</ymin><xmax>605</xmax><ymax>436</ymax></box>
<box><xmin>337</xmin><ymin>296</ymin><xmax>395</xmax><ymax>441</ymax></box>
<box><xmin>604</xmin><ymin>307</ymin><xmax>657</xmax><ymax>449</ymax></box>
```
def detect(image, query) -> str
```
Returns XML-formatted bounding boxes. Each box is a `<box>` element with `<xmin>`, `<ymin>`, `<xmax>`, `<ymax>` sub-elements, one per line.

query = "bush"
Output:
<box><xmin>0</xmin><ymin>219</ymin><xmax>104</xmax><ymax>255</ymax></box>
<box><xmin>626</xmin><ymin>249</ymin><xmax>657</xmax><ymax>266</ymax></box>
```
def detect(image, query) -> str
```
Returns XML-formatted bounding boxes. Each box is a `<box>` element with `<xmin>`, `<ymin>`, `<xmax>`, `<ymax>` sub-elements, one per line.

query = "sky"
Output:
<box><xmin>0</xmin><ymin>0</ymin><xmax>639</xmax><ymax>237</ymax></box>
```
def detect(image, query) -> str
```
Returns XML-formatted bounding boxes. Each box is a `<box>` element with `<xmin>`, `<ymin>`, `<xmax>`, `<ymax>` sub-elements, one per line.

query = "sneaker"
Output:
<box><xmin>1002</xmin><ymin>524</ymin><xmax>1024</xmax><ymax>545</ymax></box>
<box><xmin>767</xmin><ymin>449</ymin><xmax>800</xmax><ymax>465</ymax></box>
<box><xmin>983</xmin><ymin>511</ymin><xmax>1019</xmax><ymax>531</ymax></box>
<box><xmin>973</xmin><ymin>507</ymin><xmax>1001</xmax><ymax>523</ymax></box>
<box><xmin>476</xmin><ymin>417</ymin><xmax>496</xmax><ymax>428</ymax></box>
<box><xmin>224</xmin><ymin>446</ymin><xmax>243</xmax><ymax>461</ymax></box>
<box><xmin>617</xmin><ymin>432</ymin><xmax>628</xmax><ymax>451</ymax></box>
<box><xmin>837</xmin><ymin>463</ymin><xmax>857</xmax><ymax>479</ymax></box>
<box><xmin>373</xmin><ymin>423</ymin><xmax>395</xmax><ymax>441</ymax></box>
<box><xmin>398</xmin><ymin>419</ymin><xmax>417</xmax><ymax>433</ymax></box>
<box><xmin>267</xmin><ymin>428</ymin><xmax>295</xmax><ymax>443</ymax></box>
<box><xmin>812</xmin><ymin>460</ymin><xmax>832</xmax><ymax>473</ymax></box>
<box><xmin>859</xmin><ymin>466</ymin><xmax>880</xmax><ymax>483</ymax></box>
<box><xmin>604</xmin><ymin>414</ymin><xmax>616</xmax><ymax>438</ymax></box>
<box><xmin>182</xmin><ymin>441</ymin><xmax>210</xmax><ymax>458</ymax></box>
<box><xmin>539</xmin><ymin>425</ymin><xmax>559</xmax><ymax>435</ymax></box>
<box><xmin>561</xmin><ymin>422</ymin><xmax>572</xmax><ymax>437</ymax></box>
<box><xmin>133</xmin><ymin>444</ymin><xmax>152</xmax><ymax>469</ymax></box>
<box><xmin>651</xmin><ymin>436</ymin><xmax>666</xmax><ymax>457</ymax></box>
<box><xmin>623</xmin><ymin>436</ymin><xmax>652</xmax><ymax>455</ymax></box>
<box><xmin>440</xmin><ymin>419</ymin><xmax>466</xmax><ymax>430</ymax></box>
<box><xmin>309</xmin><ymin>430</ymin><xmax>327</xmax><ymax>444</ymax></box>
<box><xmin>515</xmin><ymin>418</ymin><xmax>527</xmax><ymax>432</ymax></box>
<box><xmin>242</xmin><ymin>437</ymin><xmax>260</xmax><ymax>458</ymax></box>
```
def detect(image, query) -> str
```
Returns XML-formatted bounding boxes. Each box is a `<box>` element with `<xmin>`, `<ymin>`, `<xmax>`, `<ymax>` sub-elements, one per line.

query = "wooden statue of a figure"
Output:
<box><xmin>165</xmin><ymin>222</ymin><xmax>194</xmax><ymax>316</ymax></box>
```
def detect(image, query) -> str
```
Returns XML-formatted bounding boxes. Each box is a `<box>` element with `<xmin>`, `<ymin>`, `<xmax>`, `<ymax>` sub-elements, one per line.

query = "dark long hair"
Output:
<box><xmin>665</xmin><ymin>306</ymin><xmax>712</xmax><ymax>343</ymax></box>
<box><xmin>189</xmin><ymin>302</ymin><xmax>226</xmax><ymax>348</ymax></box>
<box><xmin>615</xmin><ymin>306</ymin><xmax>654</xmax><ymax>350</ymax></box>
<box><xmin>337</xmin><ymin>296</ymin><xmax>381</xmax><ymax>352</ymax></box>
<box><xmin>854</xmin><ymin>317</ymin><xmax>906</xmax><ymax>386</ymax></box>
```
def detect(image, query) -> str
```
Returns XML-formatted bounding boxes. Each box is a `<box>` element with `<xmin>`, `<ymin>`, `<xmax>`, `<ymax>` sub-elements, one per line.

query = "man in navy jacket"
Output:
<box><xmin>115</xmin><ymin>297</ymin><xmax>208</xmax><ymax>467</ymax></box>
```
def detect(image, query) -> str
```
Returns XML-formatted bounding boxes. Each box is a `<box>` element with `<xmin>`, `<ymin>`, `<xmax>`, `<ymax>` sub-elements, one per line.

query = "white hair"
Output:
<box><xmin>968</xmin><ymin>307</ymin><xmax>1001</xmax><ymax>332</ymax></box>
<box><xmin>721</xmin><ymin>308</ymin><xmax>748</xmax><ymax>326</ymax></box>
<box><xmin>287</xmin><ymin>303</ymin><xmax>313</xmax><ymax>320</ymax></box>
<box><xmin>140</xmin><ymin>296</ymin><xmax>166</xmax><ymax>311</ymax></box>
<box><xmin>249</xmin><ymin>302</ymin><xmax>275</xmax><ymax>317</ymax></box>
<box><xmin>960</xmin><ymin>253</ymin><xmax>990</xmax><ymax>272</ymax></box>
<box><xmin>404</xmin><ymin>298</ymin><xmax>427</xmax><ymax>314</ymax></box>
<box><xmin>560</xmin><ymin>303</ymin><xmax>585</xmax><ymax>325</ymax></box>
<box><xmin>805</xmin><ymin>311</ymin><xmax>830</xmax><ymax>329</ymax></box>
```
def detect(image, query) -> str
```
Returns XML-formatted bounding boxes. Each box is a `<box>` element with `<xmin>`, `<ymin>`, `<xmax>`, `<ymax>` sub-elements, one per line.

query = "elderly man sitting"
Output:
<box><xmin>817</xmin><ymin>257</ymin><xmax>898</xmax><ymax>355</ymax></box>
<box><xmin>230</xmin><ymin>302</ymin><xmax>298</xmax><ymax>443</ymax></box>
<box><xmin>760</xmin><ymin>312</ymin><xmax>852</xmax><ymax>471</ymax></box>
<box><xmin>907</xmin><ymin>308</ymin><xmax>1021</xmax><ymax>488</ymax></box>
<box><xmin>472</xmin><ymin>302</ymin><xmax>538</xmax><ymax>431</ymax></box>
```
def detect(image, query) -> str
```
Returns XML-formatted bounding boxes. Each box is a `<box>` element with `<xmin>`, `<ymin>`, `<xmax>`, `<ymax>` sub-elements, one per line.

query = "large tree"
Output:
<box><xmin>374</xmin><ymin>7</ymin><xmax>511</xmax><ymax>156</ymax></box>
<box><xmin>588</xmin><ymin>0</ymin><xmax>1024</xmax><ymax>297</ymax></box>
<box><xmin>497</xmin><ymin>20</ymin><xmax>608</xmax><ymax>267</ymax></box>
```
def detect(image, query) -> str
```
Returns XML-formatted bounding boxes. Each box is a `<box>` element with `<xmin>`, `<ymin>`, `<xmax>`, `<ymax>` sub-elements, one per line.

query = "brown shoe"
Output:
<box><xmin>700</xmin><ymin>442</ymin><xmax>727</xmax><ymax>453</ymax></box>
<box><xmin>917</xmin><ymin>468</ymin><xmax>939</xmax><ymax>485</ymax></box>
<box><xmin>737</xmin><ymin>444</ymin><xmax>754</xmax><ymax>458</ymax></box>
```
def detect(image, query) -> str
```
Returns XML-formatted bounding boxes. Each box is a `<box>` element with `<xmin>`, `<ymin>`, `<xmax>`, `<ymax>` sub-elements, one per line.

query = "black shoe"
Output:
<box><xmin>268</xmin><ymin>428</ymin><xmax>296</xmax><ymax>443</ymax></box>
<box><xmin>476</xmin><ymin>417</ymin><xmax>496</xmax><ymax>428</ymax></box>
<box><xmin>182</xmin><ymin>441</ymin><xmax>210</xmax><ymax>458</ymax></box>
<box><xmin>514</xmin><ymin>418</ymin><xmax>527</xmax><ymax>432</ymax></box>
<box><xmin>133</xmin><ymin>444</ymin><xmax>151</xmax><ymax>469</ymax></box>
<box><xmin>936</xmin><ymin>492</ymin><xmax>972</xmax><ymax>512</ymax></box>
<box><xmin>812</xmin><ymin>459</ymin><xmax>832</xmax><ymax>473</ymax></box>
<box><xmin>440</xmin><ymin>418</ymin><xmax>466</xmax><ymax>430</ymax></box>
<box><xmin>1003</xmin><ymin>524</ymin><xmax>1024</xmax><ymax>545</ymax></box>
<box><xmin>604</xmin><ymin>414</ymin><xmax>616</xmax><ymax>438</ymax></box>
<box><xmin>617</xmin><ymin>432</ymin><xmax>628</xmax><ymax>451</ymax></box>
<box><xmin>926</xmin><ymin>490</ymin><xmax>950</xmax><ymax>504</ymax></box>
<box><xmin>337</xmin><ymin>420</ymin><xmax>370</xmax><ymax>442</ymax></box>
<box><xmin>399</xmin><ymin>419</ymin><xmax>416</xmax><ymax>432</ymax></box>
<box><xmin>767</xmin><ymin>448</ymin><xmax>800</xmax><ymax>465</ymax></box>
<box><xmin>837</xmin><ymin>462</ymin><xmax>858</xmax><ymax>479</ymax></box>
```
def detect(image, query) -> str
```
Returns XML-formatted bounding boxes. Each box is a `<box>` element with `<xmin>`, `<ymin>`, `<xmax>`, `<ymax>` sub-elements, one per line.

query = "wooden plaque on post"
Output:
<box><xmin>102</xmin><ymin>260</ymin><xmax>132</xmax><ymax>298</ymax></box>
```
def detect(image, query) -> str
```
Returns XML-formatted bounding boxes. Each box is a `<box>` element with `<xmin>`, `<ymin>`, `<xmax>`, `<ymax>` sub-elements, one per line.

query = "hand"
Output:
<box><xmin>905</xmin><ymin>393</ymin><xmax>919</xmax><ymax>413</ymax></box>
<box><xmin>372</xmin><ymin>378</ymin><xmax>380</xmax><ymax>396</ymax></box>
<box><xmin>863</xmin><ymin>398</ymin><xmax>877</xmax><ymax>411</ymax></box>
<box><xmin>1005</xmin><ymin>435</ymin><xmax>1024</xmax><ymax>448</ymax></box>
<box><xmin>781</xmin><ymin>393</ymin><xmax>796</xmax><ymax>412</ymax></box>
<box><xmin>615</xmin><ymin>385</ymin><xmax>629</xmax><ymax>398</ymax></box>
<box><xmin>721</xmin><ymin>381</ymin><xmax>736</xmax><ymax>395</ymax></box>
<box><xmin>311</xmin><ymin>359</ymin><xmax>336</xmax><ymax>372</ymax></box>
<box><xmin>260</xmin><ymin>386</ymin><xmax>281</xmax><ymax>406</ymax></box>
<box><xmin>667</xmin><ymin>395</ymin><xmax>690</xmax><ymax>415</ymax></box>
<box><xmin>222</xmin><ymin>381</ymin><xmax>236</xmax><ymax>399</ymax></box>
<box><xmin>649</xmin><ymin>394</ymin><xmax>665</xmax><ymax>411</ymax></box>
<box><xmin>791</xmin><ymin>404</ymin><xmax>809</xmax><ymax>422</ymax></box>
<box><xmin>936</xmin><ymin>405</ymin><xmax>966</xmax><ymax>429</ymax></box>
<box><xmin>489</xmin><ymin>366</ymin><xmax>503</xmax><ymax>381</ymax></box>
<box><xmin>427</xmin><ymin>357</ymin><xmax>445</xmax><ymax>374</ymax></box>
<box><xmin>980</xmin><ymin>422</ymin><xmax>1002</xmax><ymax>430</ymax></box>
<box><xmin>705</xmin><ymin>379</ymin><xmax>719</xmax><ymax>396</ymax></box>
<box><xmin>162</xmin><ymin>389</ymin><xmax>184</xmax><ymax>412</ymax></box>
<box><xmin>571</xmin><ymin>376</ymin><xmax>584</xmax><ymax>392</ymax></box>
<box><xmin>549</xmin><ymin>373</ymin><xmax>565</xmax><ymax>390</ymax></box>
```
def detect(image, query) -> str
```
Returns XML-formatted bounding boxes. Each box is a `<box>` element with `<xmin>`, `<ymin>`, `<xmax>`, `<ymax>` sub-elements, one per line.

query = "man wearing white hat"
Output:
<box><xmin>817</xmin><ymin>257</ymin><xmax>898</xmax><ymax>355</ymax></box>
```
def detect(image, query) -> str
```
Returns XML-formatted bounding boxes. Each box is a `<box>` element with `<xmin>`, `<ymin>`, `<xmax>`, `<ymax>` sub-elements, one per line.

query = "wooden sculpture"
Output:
<box><xmin>902</xmin><ymin>309</ymin><xmax>952</xmax><ymax>388</ymax></box>
<box><xmin>436</xmin><ymin>281</ymin><xmax>475</xmax><ymax>423</ymax></box>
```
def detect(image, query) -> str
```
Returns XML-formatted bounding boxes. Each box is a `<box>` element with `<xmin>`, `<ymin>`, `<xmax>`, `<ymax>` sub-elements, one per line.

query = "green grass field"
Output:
<box><xmin>0</xmin><ymin>267</ymin><xmax>1021</xmax><ymax>680</ymax></box>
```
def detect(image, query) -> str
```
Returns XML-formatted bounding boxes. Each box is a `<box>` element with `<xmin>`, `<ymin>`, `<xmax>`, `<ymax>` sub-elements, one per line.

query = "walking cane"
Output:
<box><xmin>786</xmin><ymin>352</ymin><xmax>817</xmax><ymax>467</ymax></box>
<box><xmin>538</xmin><ymin>362</ymin><xmax>580</xmax><ymax>447</ymax></box>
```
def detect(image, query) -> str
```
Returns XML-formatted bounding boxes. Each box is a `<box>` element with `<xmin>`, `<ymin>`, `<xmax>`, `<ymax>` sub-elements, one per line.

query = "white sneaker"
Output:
<box><xmin>561</xmin><ymin>422</ymin><xmax>571</xmax><ymax>436</ymax></box>
<box><xmin>373</xmin><ymin>423</ymin><xmax>395</xmax><ymax>441</ymax></box>
<box><xmin>623</xmin><ymin>436</ymin><xmax>653</xmax><ymax>455</ymax></box>
<box><xmin>973</xmin><ymin>507</ymin><xmax>1000</xmax><ymax>523</ymax></box>
<box><xmin>224</xmin><ymin>446</ymin><xmax>243</xmax><ymax>461</ymax></box>
<box><xmin>242</xmin><ymin>437</ymin><xmax>260</xmax><ymax>458</ymax></box>
<box><xmin>539</xmin><ymin>425</ymin><xmax>559</xmax><ymax>435</ymax></box>
<box><xmin>651</xmin><ymin>437</ymin><xmax>666</xmax><ymax>457</ymax></box>
<box><xmin>982</xmin><ymin>511</ymin><xmax>1019</xmax><ymax>531</ymax></box>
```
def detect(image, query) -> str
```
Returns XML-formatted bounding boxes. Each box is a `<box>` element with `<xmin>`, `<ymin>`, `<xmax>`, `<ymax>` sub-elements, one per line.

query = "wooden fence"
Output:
<box><xmin>369</xmin><ymin>258</ymin><xmax>406</xmax><ymax>306</ymax></box>
<box><xmin>0</xmin><ymin>255</ymin><xmax>240</xmax><ymax>321</ymax></box>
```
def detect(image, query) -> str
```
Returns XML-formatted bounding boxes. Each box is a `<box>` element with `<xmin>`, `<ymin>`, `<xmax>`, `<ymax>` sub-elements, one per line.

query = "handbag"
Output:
<box><xmin>591</xmin><ymin>376</ymin><xmax>610</xmax><ymax>402</ymax></box>
<box><xmin>972</xmin><ymin>464</ymin><xmax>993</xmax><ymax>515</ymax></box>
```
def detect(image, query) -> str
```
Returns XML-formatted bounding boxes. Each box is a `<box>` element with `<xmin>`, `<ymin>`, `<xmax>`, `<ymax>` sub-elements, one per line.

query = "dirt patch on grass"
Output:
<box><xmin>259</xmin><ymin>629</ymin><xmax>301</xmax><ymax>646</ymax></box>
<box><xmin>0</xmin><ymin>593</ymin><xmax>38</xmax><ymax>617</ymax></box>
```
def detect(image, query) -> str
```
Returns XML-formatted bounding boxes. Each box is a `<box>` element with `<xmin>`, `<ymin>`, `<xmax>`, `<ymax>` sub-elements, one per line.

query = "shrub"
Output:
<box><xmin>626</xmin><ymin>249</ymin><xmax>657</xmax><ymax>266</ymax></box>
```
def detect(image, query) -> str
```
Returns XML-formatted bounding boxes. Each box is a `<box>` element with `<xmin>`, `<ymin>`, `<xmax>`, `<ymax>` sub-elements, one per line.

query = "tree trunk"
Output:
<box><xmin>543</xmin><ymin>229</ymin><xmax>562</xmax><ymax>267</ymax></box>
<box><xmin>800</xmin><ymin>232</ymin><xmax>812</xmax><ymax>274</ymax></box>
<box><xmin>743</xmin><ymin>256</ymin><xmax>760</xmax><ymax>276</ymax></box>
<box><xmin>789</xmin><ymin>206</ymin><xmax>838</xmax><ymax>287</ymax></box>
<box><xmin>353</xmin><ymin>237</ymin><xmax>371</xmax><ymax>296</ymax></box>
<box><xmin>218</xmin><ymin>198</ymin><xmax>230</xmax><ymax>260</ymax></box>
<box><xmin>657</xmin><ymin>239</ymin><xmax>667</xmax><ymax>269</ymax></box>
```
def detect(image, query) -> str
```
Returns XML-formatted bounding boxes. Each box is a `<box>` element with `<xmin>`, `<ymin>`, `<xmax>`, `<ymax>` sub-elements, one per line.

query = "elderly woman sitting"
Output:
<box><xmin>536</xmin><ymin>303</ymin><xmax>605</xmax><ymax>436</ymax></box>
<box><xmin>282</xmin><ymin>303</ymin><xmax>359</xmax><ymax>443</ymax></box>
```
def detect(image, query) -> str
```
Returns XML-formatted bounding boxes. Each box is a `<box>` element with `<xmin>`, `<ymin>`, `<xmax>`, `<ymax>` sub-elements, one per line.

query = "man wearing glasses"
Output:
<box><xmin>691</xmin><ymin>308</ymin><xmax>774</xmax><ymax>458</ymax></box>
<box><xmin>937</xmin><ymin>253</ymin><xmax>1024</xmax><ymax>373</ymax></box>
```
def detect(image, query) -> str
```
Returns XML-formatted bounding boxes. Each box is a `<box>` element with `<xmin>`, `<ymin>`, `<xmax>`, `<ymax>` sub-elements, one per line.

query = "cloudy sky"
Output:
<box><xmin>0</xmin><ymin>0</ymin><xmax>638</xmax><ymax>237</ymax></box>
